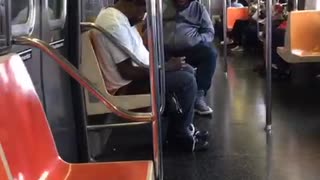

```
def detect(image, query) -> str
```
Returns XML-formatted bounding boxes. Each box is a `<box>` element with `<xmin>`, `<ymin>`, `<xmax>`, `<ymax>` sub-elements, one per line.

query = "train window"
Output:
<box><xmin>11</xmin><ymin>0</ymin><xmax>29</xmax><ymax>25</ymax></box>
<box><xmin>48</xmin><ymin>0</ymin><xmax>63</xmax><ymax>20</ymax></box>
<box><xmin>11</xmin><ymin>0</ymin><xmax>36</xmax><ymax>36</ymax></box>
<box><xmin>0</xmin><ymin>0</ymin><xmax>10</xmax><ymax>54</ymax></box>
<box><xmin>305</xmin><ymin>0</ymin><xmax>320</xmax><ymax>10</ymax></box>
<box><xmin>83</xmin><ymin>0</ymin><xmax>113</xmax><ymax>22</ymax></box>
<box><xmin>47</xmin><ymin>0</ymin><xmax>66</xmax><ymax>30</ymax></box>
<box><xmin>0</xmin><ymin>1</ymin><xmax>6</xmax><ymax>36</ymax></box>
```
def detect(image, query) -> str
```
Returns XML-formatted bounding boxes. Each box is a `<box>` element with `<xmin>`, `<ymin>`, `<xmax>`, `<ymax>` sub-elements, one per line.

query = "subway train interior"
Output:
<box><xmin>0</xmin><ymin>0</ymin><xmax>320</xmax><ymax>179</ymax></box>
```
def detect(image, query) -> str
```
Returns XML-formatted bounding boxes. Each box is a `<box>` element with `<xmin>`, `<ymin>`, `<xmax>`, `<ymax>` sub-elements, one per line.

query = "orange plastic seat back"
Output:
<box><xmin>0</xmin><ymin>54</ymin><xmax>62</xmax><ymax>179</ymax></box>
<box><xmin>227</xmin><ymin>7</ymin><xmax>249</xmax><ymax>30</ymax></box>
<box><xmin>290</xmin><ymin>10</ymin><xmax>320</xmax><ymax>52</ymax></box>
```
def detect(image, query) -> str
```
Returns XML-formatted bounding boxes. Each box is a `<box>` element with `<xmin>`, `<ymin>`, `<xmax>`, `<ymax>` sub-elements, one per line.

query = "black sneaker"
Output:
<box><xmin>194</xmin><ymin>130</ymin><xmax>209</xmax><ymax>142</ymax></box>
<box><xmin>194</xmin><ymin>137</ymin><xmax>209</xmax><ymax>152</ymax></box>
<box><xmin>189</xmin><ymin>124</ymin><xmax>209</xmax><ymax>141</ymax></box>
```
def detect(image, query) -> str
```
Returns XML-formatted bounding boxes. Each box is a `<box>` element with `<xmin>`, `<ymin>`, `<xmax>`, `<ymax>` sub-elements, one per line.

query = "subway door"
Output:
<box><xmin>11</xmin><ymin>0</ymin><xmax>43</xmax><ymax>103</ymax></box>
<box><xmin>41</xmin><ymin>0</ymin><xmax>79</xmax><ymax>162</ymax></box>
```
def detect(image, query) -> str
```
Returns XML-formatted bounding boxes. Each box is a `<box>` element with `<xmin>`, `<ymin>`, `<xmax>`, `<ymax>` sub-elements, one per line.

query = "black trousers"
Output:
<box><xmin>272</xmin><ymin>28</ymin><xmax>289</xmax><ymax>71</ymax></box>
<box><xmin>231</xmin><ymin>19</ymin><xmax>249</xmax><ymax>45</ymax></box>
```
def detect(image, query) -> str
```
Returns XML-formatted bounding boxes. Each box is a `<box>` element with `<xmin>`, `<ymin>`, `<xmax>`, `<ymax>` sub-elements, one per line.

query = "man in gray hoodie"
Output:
<box><xmin>163</xmin><ymin>0</ymin><xmax>217</xmax><ymax>115</ymax></box>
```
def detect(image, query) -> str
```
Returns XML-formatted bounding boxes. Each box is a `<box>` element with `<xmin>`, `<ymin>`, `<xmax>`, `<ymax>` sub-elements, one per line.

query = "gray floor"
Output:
<box><xmin>163</xmin><ymin>51</ymin><xmax>320</xmax><ymax>180</ymax></box>
<box><xmin>99</xmin><ymin>50</ymin><xmax>320</xmax><ymax>180</ymax></box>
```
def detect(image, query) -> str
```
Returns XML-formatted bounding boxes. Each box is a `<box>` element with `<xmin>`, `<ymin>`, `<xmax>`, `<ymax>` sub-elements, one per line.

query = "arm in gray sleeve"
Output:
<box><xmin>199</xmin><ymin>7</ymin><xmax>215</xmax><ymax>43</ymax></box>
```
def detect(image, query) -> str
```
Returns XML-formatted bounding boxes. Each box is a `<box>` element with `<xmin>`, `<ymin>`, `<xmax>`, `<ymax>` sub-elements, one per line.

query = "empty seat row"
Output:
<box><xmin>277</xmin><ymin>10</ymin><xmax>320</xmax><ymax>63</ymax></box>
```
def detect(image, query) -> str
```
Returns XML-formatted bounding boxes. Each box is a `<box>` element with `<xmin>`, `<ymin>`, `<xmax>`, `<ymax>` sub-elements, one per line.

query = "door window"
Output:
<box><xmin>11</xmin><ymin>0</ymin><xmax>29</xmax><ymax>25</ymax></box>
<box><xmin>47</xmin><ymin>0</ymin><xmax>67</xmax><ymax>30</ymax></box>
<box><xmin>11</xmin><ymin>0</ymin><xmax>36</xmax><ymax>36</ymax></box>
<box><xmin>48</xmin><ymin>0</ymin><xmax>63</xmax><ymax>20</ymax></box>
<box><xmin>0</xmin><ymin>0</ymin><xmax>10</xmax><ymax>54</ymax></box>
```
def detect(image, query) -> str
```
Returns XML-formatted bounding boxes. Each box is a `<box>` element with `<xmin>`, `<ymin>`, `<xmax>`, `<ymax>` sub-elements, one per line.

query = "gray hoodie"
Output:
<box><xmin>163</xmin><ymin>0</ymin><xmax>214</xmax><ymax>51</ymax></box>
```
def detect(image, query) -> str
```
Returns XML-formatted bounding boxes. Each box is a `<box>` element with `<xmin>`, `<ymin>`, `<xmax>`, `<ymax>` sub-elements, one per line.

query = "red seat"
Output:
<box><xmin>0</xmin><ymin>144</ymin><xmax>12</xmax><ymax>180</ymax></box>
<box><xmin>0</xmin><ymin>54</ymin><xmax>154</xmax><ymax>180</ymax></box>
<box><xmin>227</xmin><ymin>7</ymin><xmax>249</xmax><ymax>30</ymax></box>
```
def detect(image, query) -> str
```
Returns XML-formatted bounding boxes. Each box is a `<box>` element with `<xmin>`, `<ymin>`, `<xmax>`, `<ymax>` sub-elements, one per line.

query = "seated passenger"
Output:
<box><xmin>255</xmin><ymin>1</ymin><xmax>292</xmax><ymax>80</ymax></box>
<box><xmin>163</xmin><ymin>0</ymin><xmax>217</xmax><ymax>115</ymax></box>
<box><xmin>269</xmin><ymin>2</ymin><xmax>293</xmax><ymax>79</ymax></box>
<box><xmin>238</xmin><ymin>0</ymin><xmax>249</xmax><ymax>7</ymax></box>
<box><xmin>229</xmin><ymin>3</ymin><xmax>260</xmax><ymax>52</ymax></box>
<box><xmin>94</xmin><ymin>0</ymin><xmax>209</xmax><ymax>152</ymax></box>
<box><xmin>216</xmin><ymin>2</ymin><xmax>256</xmax><ymax>45</ymax></box>
<box><xmin>231</xmin><ymin>0</ymin><xmax>244</xmax><ymax>8</ymax></box>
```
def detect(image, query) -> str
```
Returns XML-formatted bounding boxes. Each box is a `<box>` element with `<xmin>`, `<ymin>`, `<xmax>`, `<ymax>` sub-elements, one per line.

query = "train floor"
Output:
<box><xmin>97</xmin><ymin>48</ymin><xmax>320</xmax><ymax>180</ymax></box>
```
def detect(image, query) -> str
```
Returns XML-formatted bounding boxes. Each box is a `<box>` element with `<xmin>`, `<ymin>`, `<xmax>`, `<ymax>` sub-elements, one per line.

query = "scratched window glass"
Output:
<box><xmin>0</xmin><ymin>0</ymin><xmax>9</xmax><ymax>51</ymax></box>
<box><xmin>48</xmin><ymin>0</ymin><xmax>63</xmax><ymax>19</ymax></box>
<box><xmin>83</xmin><ymin>0</ymin><xmax>114</xmax><ymax>22</ymax></box>
<box><xmin>11</xmin><ymin>0</ymin><xmax>30</xmax><ymax>25</ymax></box>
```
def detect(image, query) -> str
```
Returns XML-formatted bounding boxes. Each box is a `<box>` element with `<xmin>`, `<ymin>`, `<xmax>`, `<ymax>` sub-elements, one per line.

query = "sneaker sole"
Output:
<box><xmin>195</xmin><ymin>108</ymin><xmax>213</xmax><ymax>115</ymax></box>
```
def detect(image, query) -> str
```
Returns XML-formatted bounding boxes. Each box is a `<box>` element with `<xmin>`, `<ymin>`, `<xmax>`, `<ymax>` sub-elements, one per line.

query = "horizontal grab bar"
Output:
<box><xmin>13</xmin><ymin>36</ymin><xmax>153</xmax><ymax>122</ymax></box>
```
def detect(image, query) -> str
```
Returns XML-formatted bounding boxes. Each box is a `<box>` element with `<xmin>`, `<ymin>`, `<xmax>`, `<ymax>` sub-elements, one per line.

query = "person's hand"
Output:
<box><xmin>165</xmin><ymin>57</ymin><xmax>187</xmax><ymax>71</ymax></box>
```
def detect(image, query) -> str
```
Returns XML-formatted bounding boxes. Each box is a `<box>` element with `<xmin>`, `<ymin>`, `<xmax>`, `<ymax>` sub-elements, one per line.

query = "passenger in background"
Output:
<box><xmin>217</xmin><ymin>1</ymin><xmax>260</xmax><ymax>48</ymax></box>
<box><xmin>231</xmin><ymin>0</ymin><xmax>244</xmax><ymax>7</ymax></box>
<box><xmin>270</xmin><ymin>0</ymin><xmax>292</xmax><ymax>79</ymax></box>
<box><xmin>227</xmin><ymin>2</ymin><xmax>259</xmax><ymax>52</ymax></box>
<box><xmin>255</xmin><ymin>0</ymin><xmax>292</xmax><ymax>80</ymax></box>
<box><xmin>238</xmin><ymin>0</ymin><xmax>249</xmax><ymax>6</ymax></box>
<box><xmin>163</xmin><ymin>0</ymin><xmax>217</xmax><ymax>115</ymax></box>
<box><xmin>95</xmin><ymin>0</ymin><xmax>209</xmax><ymax>152</ymax></box>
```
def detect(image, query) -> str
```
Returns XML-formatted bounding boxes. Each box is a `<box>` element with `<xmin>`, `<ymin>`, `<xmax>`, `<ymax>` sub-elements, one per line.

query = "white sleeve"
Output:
<box><xmin>103</xmin><ymin>37</ymin><xmax>129</xmax><ymax>64</ymax></box>
<box><xmin>98</xmin><ymin>22</ymin><xmax>132</xmax><ymax>64</ymax></box>
<box><xmin>103</xmin><ymin>25</ymin><xmax>137</xmax><ymax>64</ymax></box>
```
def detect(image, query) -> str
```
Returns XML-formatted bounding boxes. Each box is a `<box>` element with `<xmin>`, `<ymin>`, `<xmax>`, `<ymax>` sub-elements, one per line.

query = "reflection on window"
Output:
<box><xmin>48</xmin><ymin>0</ymin><xmax>62</xmax><ymax>20</ymax></box>
<box><xmin>84</xmin><ymin>0</ymin><xmax>113</xmax><ymax>22</ymax></box>
<box><xmin>11</xmin><ymin>0</ymin><xmax>29</xmax><ymax>25</ymax></box>
<box><xmin>0</xmin><ymin>0</ymin><xmax>7</xmax><ymax>49</ymax></box>
<box><xmin>0</xmin><ymin>0</ymin><xmax>5</xmax><ymax>34</ymax></box>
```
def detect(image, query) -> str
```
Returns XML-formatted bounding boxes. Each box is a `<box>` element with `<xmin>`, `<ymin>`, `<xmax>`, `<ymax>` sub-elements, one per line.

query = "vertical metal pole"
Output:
<box><xmin>265</xmin><ymin>0</ymin><xmax>272</xmax><ymax>131</ymax></box>
<box><xmin>146</xmin><ymin>0</ymin><xmax>163</xmax><ymax>179</ymax></box>
<box><xmin>156</xmin><ymin>0</ymin><xmax>166</xmax><ymax>115</ymax></box>
<box><xmin>294</xmin><ymin>0</ymin><xmax>298</xmax><ymax>10</ymax></box>
<box><xmin>223</xmin><ymin>0</ymin><xmax>228</xmax><ymax>73</ymax></box>
<box><xmin>257</xmin><ymin>0</ymin><xmax>261</xmax><ymax>39</ymax></box>
<box><xmin>67</xmin><ymin>0</ymin><xmax>90</xmax><ymax>162</ymax></box>
<box><xmin>207</xmin><ymin>0</ymin><xmax>212</xmax><ymax>20</ymax></box>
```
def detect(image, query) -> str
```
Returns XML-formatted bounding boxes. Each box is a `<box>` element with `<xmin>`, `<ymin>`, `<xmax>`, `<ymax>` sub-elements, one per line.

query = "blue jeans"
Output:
<box><xmin>166</xmin><ymin>43</ymin><xmax>217</xmax><ymax>94</ymax></box>
<box><xmin>116</xmin><ymin>66</ymin><xmax>196</xmax><ymax>138</ymax></box>
<box><xmin>164</xmin><ymin>67</ymin><xmax>197</xmax><ymax>137</ymax></box>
